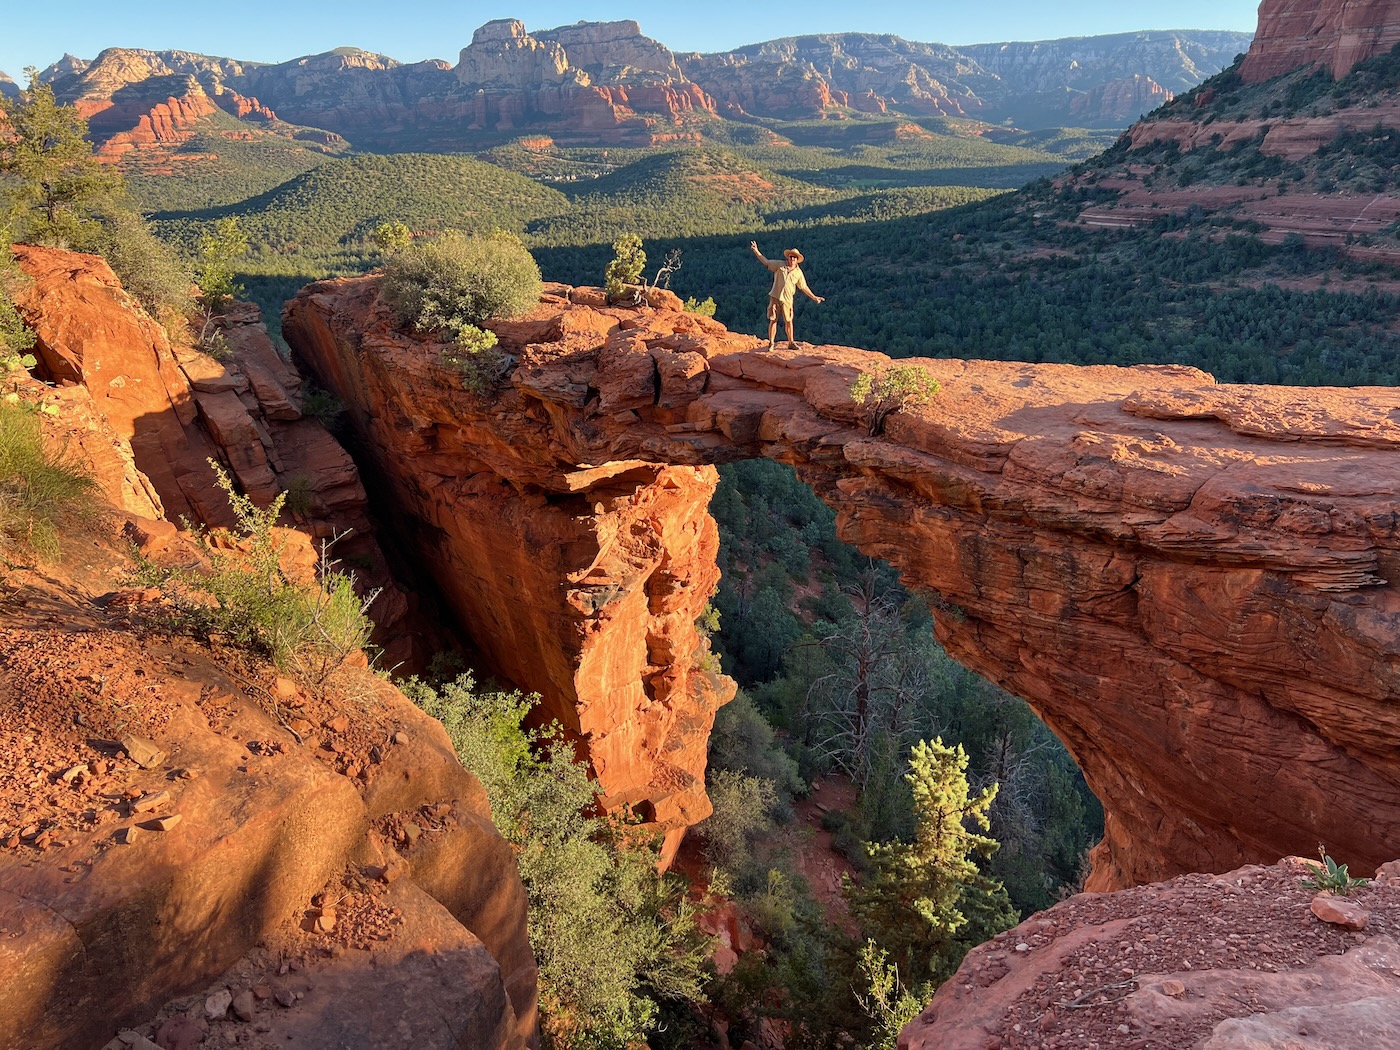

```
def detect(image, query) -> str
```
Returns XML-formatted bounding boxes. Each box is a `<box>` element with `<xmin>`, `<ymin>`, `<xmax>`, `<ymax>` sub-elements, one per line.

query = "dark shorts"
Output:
<box><xmin>767</xmin><ymin>296</ymin><xmax>793</xmax><ymax>323</ymax></box>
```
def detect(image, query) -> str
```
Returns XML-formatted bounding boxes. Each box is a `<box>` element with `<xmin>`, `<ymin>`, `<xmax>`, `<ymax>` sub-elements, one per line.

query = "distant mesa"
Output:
<box><xmin>0</xmin><ymin>70</ymin><xmax>18</xmax><ymax>98</ymax></box>
<box><xmin>30</xmin><ymin>20</ymin><xmax>1251</xmax><ymax>163</ymax></box>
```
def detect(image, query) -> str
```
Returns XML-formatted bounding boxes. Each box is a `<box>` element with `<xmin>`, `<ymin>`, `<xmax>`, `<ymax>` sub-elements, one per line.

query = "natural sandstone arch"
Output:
<box><xmin>285</xmin><ymin>278</ymin><xmax>1400</xmax><ymax>887</ymax></box>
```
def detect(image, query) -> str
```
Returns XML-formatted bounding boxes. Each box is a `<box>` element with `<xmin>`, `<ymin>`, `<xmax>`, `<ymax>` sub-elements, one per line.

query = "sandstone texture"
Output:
<box><xmin>1240</xmin><ymin>0</ymin><xmax>1400</xmax><ymax>82</ymax></box>
<box><xmin>900</xmin><ymin>857</ymin><xmax>1400</xmax><ymax>1049</ymax></box>
<box><xmin>287</xmin><ymin>279</ymin><xmax>1400</xmax><ymax>892</ymax></box>
<box><xmin>284</xmin><ymin>282</ymin><xmax>736</xmax><ymax>864</ymax></box>
<box><xmin>51</xmin><ymin>48</ymin><xmax>341</xmax><ymax>165</ymax></box>
<box><xmin>0</xmin><ymin>549</ymin><xmax>535</xmax><ymax>1050</ymax></box>
<box><xmin>0</xmin><ymin>247</ymin><xmax>538</xmax><ymax>1047</ymax></box>
<box><xmin>9</xmin><ymin>245</ymin><xmax>417</xmax><ymax>664</ymax></box>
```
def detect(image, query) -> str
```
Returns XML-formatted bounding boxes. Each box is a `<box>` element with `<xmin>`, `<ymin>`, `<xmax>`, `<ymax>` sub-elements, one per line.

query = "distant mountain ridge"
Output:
<box><xmin>1054</xmin><ymin>0</ymin><xmax>1400</xmax><ymax>270</ymax></box>
<box><xmin>31</xmin><ymin>20</ymin><xmax>1251</xmax><ymax>158</ymax></box>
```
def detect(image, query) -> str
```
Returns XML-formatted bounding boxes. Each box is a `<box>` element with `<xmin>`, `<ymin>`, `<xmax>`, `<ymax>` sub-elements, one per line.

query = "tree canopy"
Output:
<box><xmin>0</xmin><ymin>74</ymin><xmax>122</xmax><ymax>248</ymax></box>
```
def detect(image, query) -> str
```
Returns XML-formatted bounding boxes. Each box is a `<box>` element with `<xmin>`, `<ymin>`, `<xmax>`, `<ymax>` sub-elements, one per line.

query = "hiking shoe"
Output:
<box><xmin>786</xmin><ymin>341</ymin><xmax>799</xmax><ymax>349</ymax></box>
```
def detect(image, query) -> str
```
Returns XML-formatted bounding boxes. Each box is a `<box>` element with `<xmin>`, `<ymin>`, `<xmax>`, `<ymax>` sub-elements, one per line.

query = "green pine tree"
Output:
<box><xmin>0</xmin><ymin>72</ymin><xmax>122</xmax><ymax>248</ymax></box>
<box><xmin>847</xmin><ymin>737</ymin><xmax>1019</xmax><ymax>989</ymax></box>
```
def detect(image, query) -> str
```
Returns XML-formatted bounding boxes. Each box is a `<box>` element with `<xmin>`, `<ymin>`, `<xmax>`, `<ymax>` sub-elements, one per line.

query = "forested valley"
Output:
<box><xmin>7</xmin><ymin>47</ymin><xmax>1400</xmax><ymax>1045</ymax></box>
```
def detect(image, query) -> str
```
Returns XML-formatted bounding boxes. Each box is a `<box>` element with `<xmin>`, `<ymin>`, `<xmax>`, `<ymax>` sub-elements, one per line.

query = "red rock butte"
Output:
<box><xmin>1240</xmin><ymin>0</ymin><xmax>1400</xmax><ymax>82</ymax></box>
<box><xmin>284</xmin><ymin>278</ymin><xmax>1400</xmax><ymax>889</ymax></box>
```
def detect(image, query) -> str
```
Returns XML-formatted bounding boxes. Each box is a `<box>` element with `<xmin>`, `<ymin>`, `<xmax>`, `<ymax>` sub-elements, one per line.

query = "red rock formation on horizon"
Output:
<box><xmin>1240</xmin><ymin>0</ymin><xmax>1400</xmax><ymax>82</ymax></box>
<box><xmin>35</xmin><ymin>24</ymin><xmax>1249</xmax><ymax>159</ymax></box>
<box><xmin>1067</xmin><ymin>74</ymin><xmax>1172</xmax><ymax>123</ymax></box>
<box><xmin>286</xmin><ymin>279</ymin><xmax>1400</xmax><ymax>893</ymax></box>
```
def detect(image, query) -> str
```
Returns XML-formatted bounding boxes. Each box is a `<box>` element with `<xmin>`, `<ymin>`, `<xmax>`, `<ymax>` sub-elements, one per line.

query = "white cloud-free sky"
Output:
<box><xmin>1</xmin><ymin>0</ymin><xmax>1262</xmax><ymax>82</ymax></box>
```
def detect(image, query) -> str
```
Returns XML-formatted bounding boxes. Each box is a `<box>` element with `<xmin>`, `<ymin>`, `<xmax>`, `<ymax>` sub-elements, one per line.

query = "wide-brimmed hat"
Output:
<box><xmin>784</xmin><ymin>248</ymin><xmax>804</xmax><ymax>262</ymax></box>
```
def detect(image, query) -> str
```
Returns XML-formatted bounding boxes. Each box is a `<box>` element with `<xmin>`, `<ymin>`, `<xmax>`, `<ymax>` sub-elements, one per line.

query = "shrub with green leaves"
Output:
<box><xmin>96</xmin><ymin>210</ymin><xmax>196</xmax><ymax>332</ymax></box>
<box><xmin>381</xmin><ymin>229</ymin><xmax>540</xmax><ymax>393</ymax></box>
<box><xmin>135</xmin><ymin>461</ymin><xmax>377</xmax><ymax>690</ymax></box>
<box><xmin>372</xmin><ymin>220</ymin><xmax>412</xmax><ymax>256</ymax></box>
<box><xmin>0</xmin><ymin>399</ymin><xmax>97</xmax><ymax>560</ymax></box>
<box><xmin>604</xmin><ymin>233</ymin><xmax>645</xmax><ymax>302</ymax></box>
<box><xmin>1301</xmin><ymin>845</ymin><xmax>1371</xmax><ymax>896</ymax></box>
<box><xmin>407</xmin><ymin>672</ymin><xmax>711</xmax><ymax>1050</ymax></box>
<box><xmin>854</xmin><ymin>940</ymin><xmax>931</xmax><ymax>1050</ymax></box>
<box><xmin>850</xmin><ymin>364</ymin><xmax>941</xmax><ymax>436</ymax></box>
<box><xmin>300</xmin><ymin>386</ymin><xmax>346</xmax><ymax>430</ymax></box>
<box><xmin>195</xmin><ymin>216</ymin><xmax>250</xmax><ymax>313</ymax></box>
<box><xmin>1</xmin><ymin>252</ymin><xmax>37</xmax><ymax>374</ymax></box>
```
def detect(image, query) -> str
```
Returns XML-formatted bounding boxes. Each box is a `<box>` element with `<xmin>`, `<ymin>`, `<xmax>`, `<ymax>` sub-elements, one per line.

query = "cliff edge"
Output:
<box><xmin>285</xmin><ymin>276</ymin><xmax>1400</xmax><ymax>894</ymax></box>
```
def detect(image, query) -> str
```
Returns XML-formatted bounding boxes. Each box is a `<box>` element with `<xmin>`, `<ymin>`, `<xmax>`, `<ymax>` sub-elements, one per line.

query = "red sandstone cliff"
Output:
<box><xmin>52</xmin><ymin>49</ymin><xmax>342</xmax><ymax>166</ymax></box>
<box><xmin>286</xmin><ymin>280</ymin><xmax>1400</xmax><ymax>895</ymax></box>
<box><xmin>0</xmin><ymin>249</ymin><xmax>538</xmax><ymax>1048</ymax></box>
<box><xmin>9</xmin><ymin>245</ymin><xmax>417</xmax><ymax>665</ymax></box>
<box><xmin>284</xmin><ymin>281</ymin><xmax>736</xmax><ymax>864</ymax></box>
<box><xmin>1241</xmin><ymin>0</ymin><xmax>1400</xmax><ymax>82</ymax></box>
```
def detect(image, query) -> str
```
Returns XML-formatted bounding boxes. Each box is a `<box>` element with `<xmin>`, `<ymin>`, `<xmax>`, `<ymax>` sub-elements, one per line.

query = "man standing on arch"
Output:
<box><xmin>751</xmin><ymin>241</ymin><xmax>824</xmax><ymax>351</ymax></box>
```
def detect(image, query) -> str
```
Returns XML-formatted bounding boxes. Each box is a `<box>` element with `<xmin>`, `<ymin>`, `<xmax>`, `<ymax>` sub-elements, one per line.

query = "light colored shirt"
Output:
<box><xmin>765</xmin><ymin>259</ymin><xmax>811</xmax><ymax>305</ymax></box>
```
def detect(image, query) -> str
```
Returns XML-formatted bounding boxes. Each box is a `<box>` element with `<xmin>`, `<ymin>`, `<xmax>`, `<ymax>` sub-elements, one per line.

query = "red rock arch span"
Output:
<box><xmin>285</xmin><ymin>279</ymin><xmax>1400</xmax><ymax>886</ymax></box>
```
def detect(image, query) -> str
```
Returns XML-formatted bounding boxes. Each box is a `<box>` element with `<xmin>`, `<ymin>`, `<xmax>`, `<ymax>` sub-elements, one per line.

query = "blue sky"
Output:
<box><xmin>1</xmin><ymin>1</ymin><xmax>1262</xmax><ymax>82</ymax></box>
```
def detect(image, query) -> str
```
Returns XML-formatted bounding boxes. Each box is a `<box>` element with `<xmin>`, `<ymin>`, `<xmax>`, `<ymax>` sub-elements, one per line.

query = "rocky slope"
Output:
<box><xmin>10</xmin><ymin>245</ymin><xmax>420</xmax><ymax>665</ymax></box>
<box><xmin>38</xmin><ymin>22</ymin><xmax>1250</xmax><ymax>160</ymax></box>
<box><xmin>2</xmin><ymin>248</ymin><xmax>539</xmax><ymax>1048</ymax></box>
<box><xmin>1060</xmin><ymin>0</ymin><xmax>1400</xmax><ymax>267</ymax></box>
<box><xmin>285</xmin><ymin>278</ymin><xmax>1400</xmax><ymax>894</ymax></box>
<box><xmin>900</xmin><ymin>856</ymin><xmax>1400</xmax><ymax>1048</ymax></box>
<box><xmin>0</xmin><ymin>70</ymin><xmax>18</xmax><ymax>98</ymax></box>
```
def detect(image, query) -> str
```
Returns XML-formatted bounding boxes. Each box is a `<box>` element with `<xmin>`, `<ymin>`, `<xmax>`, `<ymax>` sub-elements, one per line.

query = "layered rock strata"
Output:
<box><xmin>10</xmin><ymin>245</ymin><xmax>414</xmax><ymax>665</ymax></box>
<box><xmin>41</xmin><ymin>24</ymin><xmax>1249</xmax><ymax>158</ymax></box>
<box><xmin>285</xmin><ymin>282</ymin><xmax>734</xmax><ymax>864</ymax></box>
<box><xmin>287</xmin><ymin>279</ymin><xmax>1400</xmax><ymax>891</ymax></box>
<box><xmin>1240</xmin><ymin>0</ymin><xmax>1400</xmax><ymax>82</ymax></box>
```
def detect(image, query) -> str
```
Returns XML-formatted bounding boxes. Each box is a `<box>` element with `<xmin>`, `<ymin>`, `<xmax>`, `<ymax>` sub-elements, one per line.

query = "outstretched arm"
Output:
<box><xmin>798</xmin><ymin>274</ymin><xmax>824</xmax><ymax>303</ymax></box>
<box><xmin>750</xmin><ymin>240</ymin><xmax>771</xmax><ymax>267</ymax></box>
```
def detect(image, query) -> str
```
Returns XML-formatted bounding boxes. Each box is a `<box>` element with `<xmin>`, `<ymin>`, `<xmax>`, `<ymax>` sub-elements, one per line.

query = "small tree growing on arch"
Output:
<box><xmin>604</xmin><ymin>233</ymin><xmax>646</xmax><ymax>303</ymax></box>
<box><xmin>850</xmin><ymin>364</ymin><xmax>940</xmax><ymax>436</ymax></box>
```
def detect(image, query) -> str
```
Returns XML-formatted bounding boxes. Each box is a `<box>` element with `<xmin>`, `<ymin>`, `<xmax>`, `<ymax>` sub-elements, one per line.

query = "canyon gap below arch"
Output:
<box><xmin>284</xmin><ymin>278</ymin><xmax>1400</xmax><ymax>887</ymax></box>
